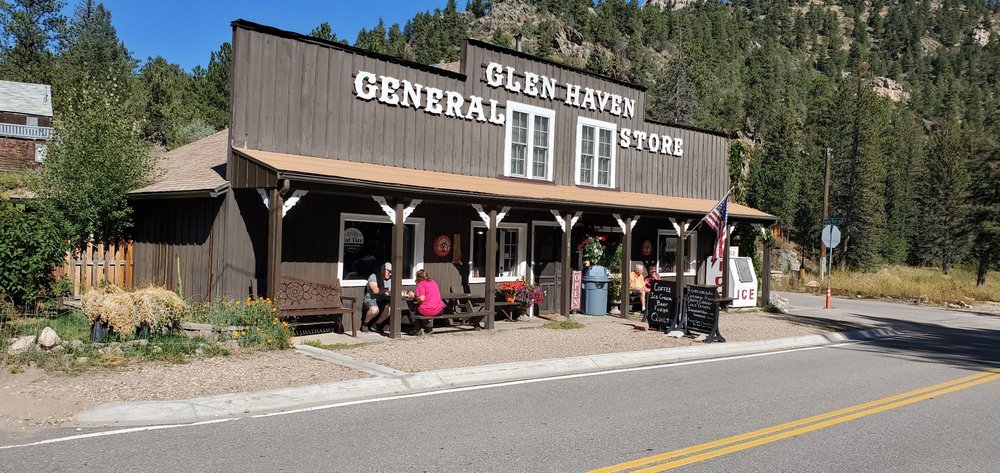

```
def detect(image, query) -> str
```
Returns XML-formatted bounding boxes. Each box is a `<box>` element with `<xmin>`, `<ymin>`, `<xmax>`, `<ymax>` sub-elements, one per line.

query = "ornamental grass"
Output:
<box><xmin>82</xmin><ymin>285</ymin><xmax>188</xmax><ymax>338</ymax></box>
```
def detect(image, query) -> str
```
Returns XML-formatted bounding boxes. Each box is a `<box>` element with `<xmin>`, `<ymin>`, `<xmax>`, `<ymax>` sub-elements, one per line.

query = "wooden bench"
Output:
<box><xmin>403</xmin><ymin>294</ymin><xmax>488</xmax><ymax>335</ymax></box>
<box><xmin>276</xmin><ymin>274</ymin><xmax>358</xmax><ymax>336</ymax></box>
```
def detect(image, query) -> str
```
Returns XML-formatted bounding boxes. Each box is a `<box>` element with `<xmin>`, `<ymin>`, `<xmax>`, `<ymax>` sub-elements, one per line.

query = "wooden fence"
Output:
<box><xmin>56</xmin><ymin>241</ymin><xmax>133</xmax><ymax>297</ymax></box>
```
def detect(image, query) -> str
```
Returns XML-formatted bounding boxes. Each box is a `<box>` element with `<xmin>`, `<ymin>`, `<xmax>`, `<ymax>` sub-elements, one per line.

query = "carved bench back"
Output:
<box><xmin>277</xmin><ymin>274</ymin><xmax>344</xmax><ymax>311</ymax></box>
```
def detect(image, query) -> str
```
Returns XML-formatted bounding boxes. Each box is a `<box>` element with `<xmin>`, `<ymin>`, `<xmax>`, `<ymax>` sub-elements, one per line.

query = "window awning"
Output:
<box><xmin>232</xmin><ymin>147</ymin><xmax>776</xmax><ymax>223</ymax></box>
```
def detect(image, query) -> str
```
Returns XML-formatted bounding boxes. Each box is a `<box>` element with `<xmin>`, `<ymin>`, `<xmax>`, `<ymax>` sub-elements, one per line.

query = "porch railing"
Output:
<box><xmin>0</xmin><ymin>123</ymin><xmax>52</xmax><ymax>140</ymax></box>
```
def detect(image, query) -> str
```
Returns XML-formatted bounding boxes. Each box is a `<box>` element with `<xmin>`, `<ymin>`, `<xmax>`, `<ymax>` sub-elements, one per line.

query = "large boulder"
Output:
<box><xmin>769</xmin><ymin>293</ymin><xmax>790</xmax><ymax>314</ymax></box>
<box><xmin>37</xmin><ymin>327</ymin><xmax>61</xmax><ymax>350</ymax></box>
<box><xmin>7</xmin><ymin>336</ymin><xmax>36</xmax><ymax>355</ymax></box>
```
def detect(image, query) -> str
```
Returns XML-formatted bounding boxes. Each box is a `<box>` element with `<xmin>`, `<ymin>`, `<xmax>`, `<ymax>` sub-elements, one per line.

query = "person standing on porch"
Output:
<box><xmin>362</xmin><ymin>262</ymin><xmax>393</xmax><ymax>333</ymax></box>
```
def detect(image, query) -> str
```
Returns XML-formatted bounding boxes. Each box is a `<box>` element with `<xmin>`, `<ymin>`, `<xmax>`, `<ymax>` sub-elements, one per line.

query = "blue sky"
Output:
<box><xmin>76</xmin><ymin>0</ymin><xmax>456</xmax><ymax>71</ymax></box>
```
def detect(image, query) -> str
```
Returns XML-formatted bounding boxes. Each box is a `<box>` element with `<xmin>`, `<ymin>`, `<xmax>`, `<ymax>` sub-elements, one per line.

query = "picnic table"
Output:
<box><xmin>403</xmin><ymin>293</ymin><xmax>489</xmax><ymax>334</ymax></box>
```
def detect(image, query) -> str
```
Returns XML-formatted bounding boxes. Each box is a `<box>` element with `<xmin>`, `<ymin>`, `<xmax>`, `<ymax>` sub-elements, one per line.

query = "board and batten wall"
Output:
<box><xmin>229</xmin><ymin>23</ymin><xmax>730</xmax><ymax>200</ymax></box>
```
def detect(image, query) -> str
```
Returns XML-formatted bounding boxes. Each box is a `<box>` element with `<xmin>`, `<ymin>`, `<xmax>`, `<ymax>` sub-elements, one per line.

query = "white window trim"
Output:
<box><xmin>574</xmin><ymin>116</ymin><xmax>617</xmax><ymax>188</ymax></box>
<box><xmin>338</xmin><ymin>212</ymin><xmax>425</xmax><ymax>287</ymax></box>
<box><xmin>503</xmin><ymin>100</ymin><xmax>555</xmax><ymax>181</ymax></box>
<box><xmin>656</xmin><ymin>229</ymin><xmax>697</xmax><ymax>277</ymax></box>
<box><xmin>469</xmin><ymin>222</ymin><xmax>528</xmax><ymax>283</ymax></box>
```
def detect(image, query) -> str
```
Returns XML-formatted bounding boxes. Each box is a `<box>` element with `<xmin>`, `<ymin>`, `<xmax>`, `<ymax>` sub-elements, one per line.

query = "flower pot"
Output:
<box><xmin>91</xmin><ymin>320</ymin><xmax>111</xmax><ymax>342</ymax></box>
<box><xmin>505</xmin><ymin>295</ymin><xmax>515</xmax><ymax>303</ymax></box>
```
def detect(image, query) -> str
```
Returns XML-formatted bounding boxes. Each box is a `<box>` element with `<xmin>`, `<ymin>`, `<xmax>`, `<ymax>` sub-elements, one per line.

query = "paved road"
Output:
<box><xmin>3</xmin><ymin>295</ymin><xmax>999</xmax><ymax>472</ymax></box>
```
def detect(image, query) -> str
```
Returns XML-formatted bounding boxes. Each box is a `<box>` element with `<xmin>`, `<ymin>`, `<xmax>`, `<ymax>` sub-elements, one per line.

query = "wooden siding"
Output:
<box><xmin>131</xmin><ymin>192</ymin><xmax>259</xmax><ymax>302</ymax></box>
<box><xmin>230</xmin><ymin>24</ymin><xmax>730</xmax><ymax>200</ymax></box>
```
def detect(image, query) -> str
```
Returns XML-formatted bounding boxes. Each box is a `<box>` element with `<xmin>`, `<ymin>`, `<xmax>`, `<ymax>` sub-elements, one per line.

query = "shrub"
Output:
<box><xmin>0</xmin><ymin>202</ymin><xmax>69</xmax><ymax>305</ymax></box>
<box><xmin>82</xmin><ymin>286</ymin><xmax>188</xmax><ymax>338</ymax></box>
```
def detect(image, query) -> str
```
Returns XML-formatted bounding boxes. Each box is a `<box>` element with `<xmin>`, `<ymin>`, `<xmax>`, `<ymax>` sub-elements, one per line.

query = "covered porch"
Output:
<box><xmin>229</xmin><ymin>147</ymin><xmax>776</xmax><ymax>338</ymax></box>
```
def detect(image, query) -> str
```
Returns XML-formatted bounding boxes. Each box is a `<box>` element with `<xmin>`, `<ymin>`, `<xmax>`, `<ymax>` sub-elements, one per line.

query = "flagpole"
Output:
<box><xmin>686</xmin><ymin>187</ymin><xmax>734</xmax><ymax>235</ymax></box>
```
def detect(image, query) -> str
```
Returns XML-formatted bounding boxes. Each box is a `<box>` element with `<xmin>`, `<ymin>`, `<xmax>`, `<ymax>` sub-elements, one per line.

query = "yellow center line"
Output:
<box><xmin>634</xmin><ymin>373</ymin><xmax>1000</xmax><ymax>472</ymax></box>
<box><xmin>590</xmin><ymin>368</ymin><xmax>1000</xmax><ymax>473</ymax></box>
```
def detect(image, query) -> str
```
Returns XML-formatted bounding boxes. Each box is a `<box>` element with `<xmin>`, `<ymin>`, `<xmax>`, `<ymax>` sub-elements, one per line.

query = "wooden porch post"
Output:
<box><xmin>389</xmin><ymin>200</ymin><xmax>405</xmax><ymax>339</ymax></box>
<box><xmin>722</xmin><ymin>224</ymin><xmax>732</xmax><ymax>301</ymax></box>
<box><xmin>484</xmin><ymin>207</ymin><xmax>497</xmax><ymax>330</ymax></box>
<box><xmin>560</xmin><ymin>211</ymin><xmax>573</xmax><ymax>317</ymax></box>
<box><xmin>619</xmin><ymin>216</ymin><xmax>633</xmax><ymax>317</ymax></box>
<box><xmin>266</xmin><ymin>187</ymin><xmax>284</xmax><ymax>299</ymax></box>
<box><xmin>761</xmin><ymin>226</ymin><xmax>772</xmax><ymax>307</ymax></box>
<box><xmin>675</xmin><ymin>219</ymin><xmax>688</xmax><ymax>325</ymax></box>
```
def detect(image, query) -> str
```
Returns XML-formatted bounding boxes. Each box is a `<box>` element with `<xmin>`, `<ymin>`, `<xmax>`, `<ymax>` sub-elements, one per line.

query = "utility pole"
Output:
<box><xmin>819</xmin><ymin>148</ymin><xmax>831</xmax><ymax>281</ymax></box>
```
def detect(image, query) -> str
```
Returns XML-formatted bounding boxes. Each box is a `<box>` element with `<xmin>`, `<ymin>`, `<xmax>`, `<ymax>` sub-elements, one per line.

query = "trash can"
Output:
<box><xmin>582</xmin><ymin>265</ymin><xmax>610</xmax><ymax>316</ymax></box>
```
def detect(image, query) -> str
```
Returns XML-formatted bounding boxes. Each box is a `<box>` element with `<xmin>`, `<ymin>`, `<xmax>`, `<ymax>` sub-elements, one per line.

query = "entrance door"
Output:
<box><xmin>532</xmin><ymin>222</ymin><xmax>562</xmax><ymax>314</ymax></box>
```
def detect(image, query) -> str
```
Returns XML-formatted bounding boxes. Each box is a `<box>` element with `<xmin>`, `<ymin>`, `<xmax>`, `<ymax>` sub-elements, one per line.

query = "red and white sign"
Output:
<box><xmin>432</xmin><ymin>234</ymin><xmax>452</xmax><ymax>257</ymax></box>
<box><xmin>571</xmin><ymin>270</ymin><xmax>582</xmax><ymax>311</ymax></box>
<box><xmin>705</xmin><ymin>257</ymin><xmax>758</xmax><ymax>308</ymax></box>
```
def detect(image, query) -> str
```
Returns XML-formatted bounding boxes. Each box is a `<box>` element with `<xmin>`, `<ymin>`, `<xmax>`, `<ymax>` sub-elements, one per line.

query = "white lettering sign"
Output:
<box><xmin>353</xmin><ymin>63</ymin><xmax>686</xmax><ymax>157</ymax></box>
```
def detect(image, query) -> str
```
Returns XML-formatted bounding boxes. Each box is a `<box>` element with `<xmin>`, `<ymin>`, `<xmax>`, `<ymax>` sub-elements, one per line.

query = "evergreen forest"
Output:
<box><xmin>2</xmin><ymin>0</ymin><xmax>999</xmax><ymax>283</ymax></box>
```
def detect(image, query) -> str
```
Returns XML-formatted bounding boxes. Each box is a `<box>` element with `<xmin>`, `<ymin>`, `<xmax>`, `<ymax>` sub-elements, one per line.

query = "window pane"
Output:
<box><xmin>532</xmin><ymin>115</ymin><xmax>549</xmax><ymax>179</ymax></box>
<box><xmin>471</xmin><ymin>227</ymin><xmax>521</xmax><ymax>278</ymax></box>
<box><xmin>657</xmin><ymin>233</ymin><xmax>695</xmax><ymax>274</ymax></box>
<box><xmin>580</xmin><ymin>126</ymin><xmax>594</xmax><ymax>184</ymax></box>
<box><xmin>598</xmin><ymin>156</ymin><xmax>611</xmax><ymax>186</ymax></box>
<box><xmin>510</xmin><ymin>112</ymin><xmax>528</xmax><ymax>177</ymax></box>
<box><xmin>342</xmin><ymin>220</ymin><xmax>414</xmax><ymax>280</ymax></box>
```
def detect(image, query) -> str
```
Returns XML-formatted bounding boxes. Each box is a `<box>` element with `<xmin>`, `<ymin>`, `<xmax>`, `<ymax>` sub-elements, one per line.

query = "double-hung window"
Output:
<box><xmin>575</xmin><ymin>117</ymin><xmax>616</xmax><ymax>187</ymax></box>
<box><xmin>505</xmin><ymin>101</ymin><xmax>554</xmax><ymax>181</ymax></box>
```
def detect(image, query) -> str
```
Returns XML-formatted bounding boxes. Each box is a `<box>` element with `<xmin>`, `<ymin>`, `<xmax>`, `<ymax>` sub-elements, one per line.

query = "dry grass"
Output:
<box><xmin>779</xmin><ymin>265</ymin><xmax>1000</xmax><ymax>304</ymax></box>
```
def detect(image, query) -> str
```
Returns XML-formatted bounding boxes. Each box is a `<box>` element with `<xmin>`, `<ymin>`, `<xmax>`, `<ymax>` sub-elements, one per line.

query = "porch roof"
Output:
<box><xmin>232</xmin><ymin>147</ymin><xmax>776</xmax><ymax>223</ymax></box>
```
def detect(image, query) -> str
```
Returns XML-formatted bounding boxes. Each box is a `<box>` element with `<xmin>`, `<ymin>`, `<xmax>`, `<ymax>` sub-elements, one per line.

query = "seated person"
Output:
<box><xmin>413</xmin><ymin>269</ymin><xmax>445</xmax><ymax>317</ymax></box>
<box><xmin>628</xmin><ymin>263</ymin><xmax>648</xmax><ymax>312</ymax></box>
<box><xmin>362</xmin><ymin>262</ymin><xmax>393</xmax><ymax>333</ymax></box>
<box><xmin>642</xmin><ymin>266</ymin><xmax>662</xmax><ymax>321</ymax></box>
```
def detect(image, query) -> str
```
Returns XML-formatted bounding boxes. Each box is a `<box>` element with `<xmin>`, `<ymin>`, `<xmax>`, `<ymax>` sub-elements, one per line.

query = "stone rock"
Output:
<box><xmin>805</xmin><ymin>280</ymin><xmax>821</xmax><ymax>289</ymax></box>
<box><xmin>126</xmin><ymin>339</ymin><xmax>148</xmax><ymax>347</ymax></box>
<box><xmin>223</xmin><ymin>340</ymin><xmax>241</xmax><ymax>354</ymax></box>
<box><xmin>50</xmin><ymin>345</ymin><xmax>64</xmax><ymax>353</ymax></box>
<box><xmin>871</xmin><ymin>76</ymin><xmax>910</xmax><ymax>103</ymax></box>
<box><xmin>150</xmin><ymin>345</ymin><xmax>163</xmax><ymax>354</ymax></box>
<box><xmin>37</xmin><ymin>327</ymin><xmax>61</xmax><ymax>350</ymax></box>
<box><xmin>775</xmin><ymin>248</ymin><xmax>800</xmax><ymax>273</ymax></box>
<box><xmin>973</xmin><ymin>27</ymin><xmax>991</xmax><ymax>46</ymax></box>
<box><xmin>6</xmin><ymin>336</ymin><xmax>36</xmax><ymax>356</ymax></box>
<box><xmin>75</xmin><ymin>357</ymin><xmax>89</xmax><ymax>365</ymax></box>
<box><xmin>70</xmin><ymin>339</ymin><xmax>84</xmax><ymax>350</ymax></box>
<box><xmin>769</xmin><ymin>293</ymin><xmax>790</xmax><ymax>314</ymax></box>
<box><xmin>98</xmin><ymin>345</ymin><xmax>123</xmax><ymax>357</ymax></box>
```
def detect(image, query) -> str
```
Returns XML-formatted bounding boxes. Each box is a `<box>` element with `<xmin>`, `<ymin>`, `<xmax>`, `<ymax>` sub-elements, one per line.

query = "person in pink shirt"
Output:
<box><xmin>413</xmin><ymin>269</ymin><xmax>445</xmax><ymax>317</ymax></box>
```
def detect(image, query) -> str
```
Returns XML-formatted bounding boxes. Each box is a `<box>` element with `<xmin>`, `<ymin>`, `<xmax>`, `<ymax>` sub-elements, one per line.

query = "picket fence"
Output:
<box><xmin>55</xmin><ymin>241</ymin><xmax>133</xmax><ymax>297</ymax></box>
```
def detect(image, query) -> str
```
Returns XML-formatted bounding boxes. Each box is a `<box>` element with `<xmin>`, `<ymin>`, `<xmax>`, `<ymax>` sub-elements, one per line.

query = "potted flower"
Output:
<box><xmin>578</xmin><ymin>234</ymin><xmax>606</xmax><ymax>267</ymax></box>
<box><xmin>514</xmin><ymin>281</ymin><xmax>545</xmax><ymax>316</ymax></box>
<box><xmin>496</xmin><ymin>280</ymin><xmax>526</xmax><ymax>303</ymax></box>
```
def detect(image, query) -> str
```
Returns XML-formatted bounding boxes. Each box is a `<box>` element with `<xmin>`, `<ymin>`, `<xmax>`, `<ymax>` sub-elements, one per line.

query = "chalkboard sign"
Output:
<box><xmin>646</xmin><ymin>280</ymin><xmax>677</xmax><ymax>330</ymax></box>
<box><xmin>685</xmin><ymin>285</ymin><xmax>726</xmax><ymax>343</ymax></box>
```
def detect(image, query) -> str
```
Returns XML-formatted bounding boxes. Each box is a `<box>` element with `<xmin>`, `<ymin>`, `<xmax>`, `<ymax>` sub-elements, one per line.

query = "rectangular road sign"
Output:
<box><xmin>824</xmin><ymin>218</ymin><xmax>843</xmax><ymax>225</ymax></box>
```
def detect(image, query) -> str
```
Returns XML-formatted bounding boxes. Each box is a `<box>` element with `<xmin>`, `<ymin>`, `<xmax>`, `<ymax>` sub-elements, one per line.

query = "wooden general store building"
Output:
<box><xmin>129</xmin><ymin>20</ymin><xmax>776</xmax><ymax>338</ymax></box>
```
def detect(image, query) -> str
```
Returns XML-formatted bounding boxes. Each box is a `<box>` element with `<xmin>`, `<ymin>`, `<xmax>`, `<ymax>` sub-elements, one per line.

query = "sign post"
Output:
<box><xmin>821</xmin><ymin>225</ymin><xmax>842</xmax><ymax>309</ymax></box>
<box><xmin>570</xmin><ymin>270</ymin><xmax>582</xmax><ymax>312</ymax></box>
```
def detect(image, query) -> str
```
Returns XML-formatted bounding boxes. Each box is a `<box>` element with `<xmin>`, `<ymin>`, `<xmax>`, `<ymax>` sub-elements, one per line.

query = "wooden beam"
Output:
<box><xmin>762</xmin><ymin>227</ymin><xmax>772</xmax><ymax>307</ymax></box>
<box><xmin>389</xmin><ymin>199</ymin><xmax>405</xmax><ymax>338</ymax></box>
<box><xmin>619</xmin><ymin>216</ymin><xmax>633</xmax><ymax>316</ymax></box>
<box><xmin>266</xmin><ymin>187</ymin><xmax>284</xmax><ymax>299</ymax></box>
<box><xmin>675</xmin><ymin>219</ymin><xmax>688</xmax><ymax>330</ymax></box>
<box><xmin>560</xmin><ymin>211</ymin><xmax>573</xmax><ymax>317</ymax></box>
<box><xmin>484</xmin><ymin>207</ymin><xmax>497</xmax><ymax>330</ymax></box>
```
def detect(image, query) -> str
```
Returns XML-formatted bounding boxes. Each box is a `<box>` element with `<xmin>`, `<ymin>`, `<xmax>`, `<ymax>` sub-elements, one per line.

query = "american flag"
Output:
<box><xmin>703</xmin><ymin>193</ymin><xmax>729</xmax><ymax>259</ymax></box>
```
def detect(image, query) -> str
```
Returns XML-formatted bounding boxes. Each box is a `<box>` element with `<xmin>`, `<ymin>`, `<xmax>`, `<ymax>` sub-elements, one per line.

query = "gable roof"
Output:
<box><xmin>130</xmin><ymin>130</ymin><xmax>230</xmax><ymax>198</ymax></box>
<box><xmin>0</xmin><ymin>80</ymin><xmax>53</xmax><ymax>117</ymax></box>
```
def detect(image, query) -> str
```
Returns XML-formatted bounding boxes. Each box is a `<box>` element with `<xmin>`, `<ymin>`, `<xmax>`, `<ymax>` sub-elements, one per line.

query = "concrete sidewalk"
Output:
<box><xmin>75</xmin><ymin>326</ymin><xmax>896</xmax><ymax>427</ymax></box>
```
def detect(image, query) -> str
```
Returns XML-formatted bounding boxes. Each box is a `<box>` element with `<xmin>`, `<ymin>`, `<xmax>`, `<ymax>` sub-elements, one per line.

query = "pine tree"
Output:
<box><xmin>913</xmin><ymin>120</ymin><xmax>972</xmax><ymax>273</ymax></box>
<box><xmin>0</xmin><ymin>0</ymin><xmax>65</xmax><ymax>84</ymax></box>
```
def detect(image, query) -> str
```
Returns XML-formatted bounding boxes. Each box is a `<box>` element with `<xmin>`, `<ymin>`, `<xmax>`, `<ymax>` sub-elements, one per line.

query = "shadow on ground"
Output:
<box><xmin>764</xmin><ymin>313</ymin><xmax>871</xmax><ymax>333</ymax></box>
<box><xmin>823</xmin><ymin>314</ymin><xmax>1000</xmax><ymax>372</ymax></box>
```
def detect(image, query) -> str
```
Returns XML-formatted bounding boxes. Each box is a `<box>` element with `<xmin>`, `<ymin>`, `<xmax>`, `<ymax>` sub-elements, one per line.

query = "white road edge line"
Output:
<box><xmin>0</xmin><ymin>418</ymin><xmax>237</xmax><ymax>450</ymax></box>
<box><xmin>2</xmin><ymin>338</ymin><xmax>885</xmax><ymax>450</ymax></box>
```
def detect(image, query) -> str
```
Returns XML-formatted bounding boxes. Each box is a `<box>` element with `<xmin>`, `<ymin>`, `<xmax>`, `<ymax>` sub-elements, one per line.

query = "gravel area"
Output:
<box><xmin>0</xmin><ymin>350</ymin><xmax>368</xmax><ymax>431</ymax></box>
<box><xmin>341</xmin><ymin>312</ymin><xmax>857</xmax><ymax>372</ymax></box>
